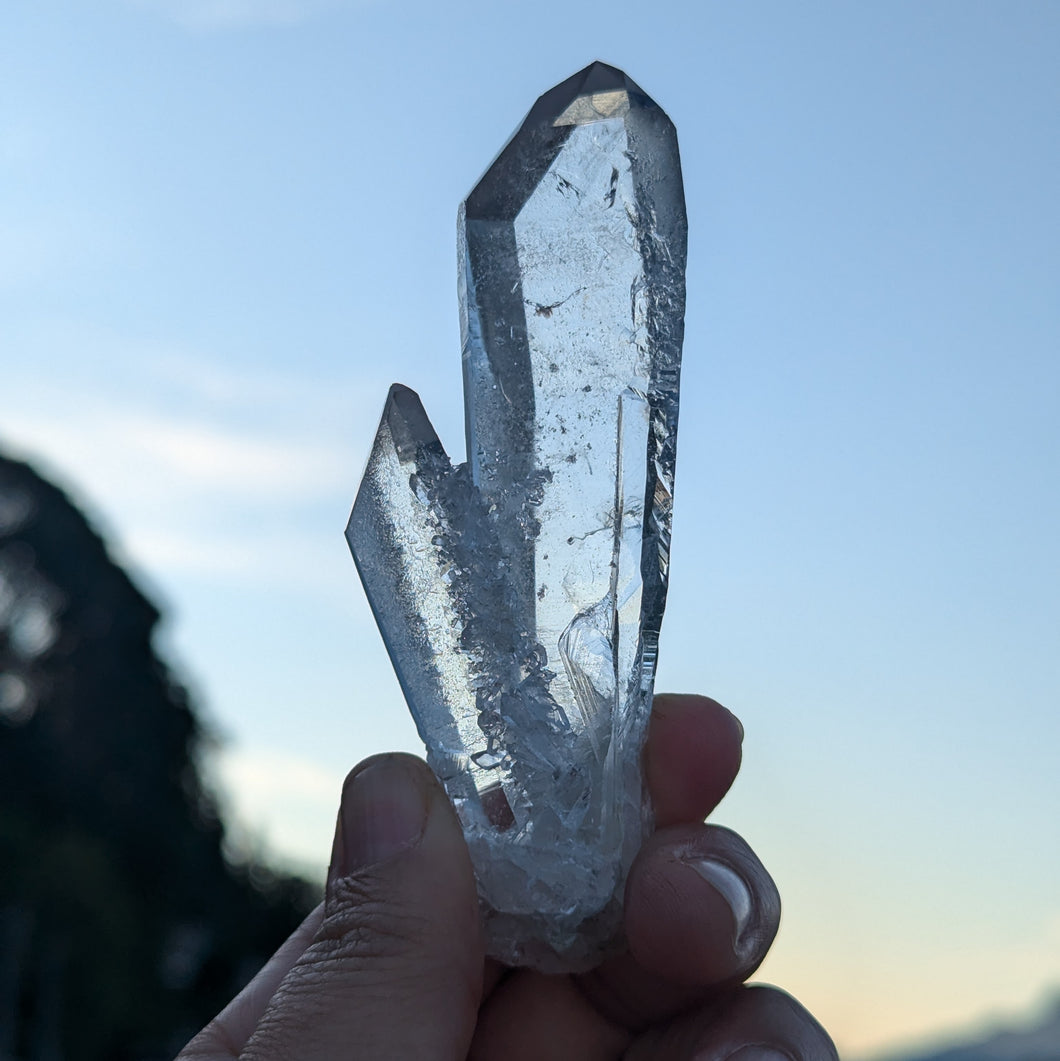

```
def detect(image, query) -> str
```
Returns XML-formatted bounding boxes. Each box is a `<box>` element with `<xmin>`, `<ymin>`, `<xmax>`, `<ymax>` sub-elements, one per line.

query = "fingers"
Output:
<box><xmin>178</xmin><ymin>904</ymin><xmax>324</xmax><ymax>1058</ymax></box>
<box><xmin>625</xmin><ymin>825</ymin><xmax>781</xmax><ymax>987</ymax></box>
<box><xmin>576</xmin><ymin>824</ymin><xmax>781</xmax><ymax>1031</ymax></box>
<box><xmin>241</xmin><ymin>753</ymin><xmax>484</xmax><ymax>1061</ymax></box>
<box><xmin>472</xmin><ymin>696</ymin><xmax>762</xmax><ymax>1059</ymax></box>
<box><xmin>625</xmin><ymin>984</ymin><xmax>839</xmax><ymax>1061</ymax></box>
<box><xmin>646</xmin><ymin>695</ymin><xmax>743</xmax><ymax>827</ymax></box>
<box><xmin>468</xmin><ymin>970</ymin><xmax>631</xmax><ymax>1061</ymax></box>
<box><xmin>471</xmin><ymin>823</ymin><xmax>782</xmax><ymax>1059</ymax></box>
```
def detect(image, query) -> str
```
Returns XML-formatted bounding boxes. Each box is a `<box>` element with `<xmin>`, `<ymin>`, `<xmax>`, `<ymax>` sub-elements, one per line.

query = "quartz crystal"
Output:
<box><xmin>347</xmin><ymin>61</ymin><xmax>686</xmax><ymax>971</ymax></box>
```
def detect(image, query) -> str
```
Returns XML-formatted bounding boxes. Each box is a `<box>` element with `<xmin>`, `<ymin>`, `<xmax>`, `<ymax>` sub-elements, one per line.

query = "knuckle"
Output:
<box><xmin>316</xmin><ymin>873</ymin><xmax>432</xmax><ymax>967</ymax></box>
<box><xmin>733</xmin><ymin>985</ymin><xmax>840</xmax><ymax>1061</ymax></box>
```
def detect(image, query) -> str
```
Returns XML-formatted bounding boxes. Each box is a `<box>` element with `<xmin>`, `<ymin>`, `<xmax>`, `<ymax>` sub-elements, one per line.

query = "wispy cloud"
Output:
<box><xmin>0</xmin><ymin>339</ymin><xmax>385</xmax><ymax>586</ymax></box>
<box><xmin>121</xmin><ymin>414</ymin><xmax>347</xmax><ymax>497</ymax></box>
<box><xmin>130</xmin><ymin>527</ymin><xmax>314</xmax><ymax>577</ymax></box>
<box><xmin>0</xmin><ymin>400</ymin><xmax>349</xmax><ymax>505</ymax></box>
<box><xmin>209</xmin><ymin>744</ymin><xmax>345</xmax><ymax>876</ymax></box>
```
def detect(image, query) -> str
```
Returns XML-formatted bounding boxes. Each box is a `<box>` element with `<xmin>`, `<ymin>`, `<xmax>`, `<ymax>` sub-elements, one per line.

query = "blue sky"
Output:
<box><xmin>2</xmin><ymin>2</ymin><xmax>1058</xmax><ymax>1056</ymax></box>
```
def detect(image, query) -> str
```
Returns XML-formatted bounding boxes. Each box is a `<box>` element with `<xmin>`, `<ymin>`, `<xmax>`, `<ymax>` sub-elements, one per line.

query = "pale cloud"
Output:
<box><xmin>4</xmin><ymin>322</ymin><xmax>385</xmax><ymax>428</ymax></box>
<box><xmin>0</xmin><ymin>343</ymin><xmax>386</xmax><ymax>586</ymax></box>
<box><xmin>128</xmin><ymin>526</ymin><xmax>330</xmax><ymax>579</ymax></box>
<box><xmin>209</xmin><ymin>744</ymin><xmax>345</xmax><ymax>876</ymax></box>
<box><xmin>122</xmin><ymin>414</ymin><xmax>347</xmax><ymax>496</ymax></box>
<box><xmin>145</xmin><ymin>348</ymin><xmax>388</xmax><ymax>427</ymax></box>
<box><xmin>0</xmin><ymin>404</ymin><xmax>348</xmax><ymax>505</ymax></box>
<box><xmin>0</xmin><ymin>406</ymin><xmax>352</xmax><ymax>586</ymax></box>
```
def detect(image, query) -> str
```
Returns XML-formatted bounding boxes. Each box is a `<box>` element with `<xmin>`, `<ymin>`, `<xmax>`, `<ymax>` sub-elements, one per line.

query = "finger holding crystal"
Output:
<box><xmin>644</xmin><ymin>694</ymin><xmax>745</xmax><ymax>828</ymax></box>
<box><xmin>624</xmin><ymin>985</ymin><xmax>839</xmax><ymax>1061</ymax></box>
<box><xmin>623</xmin><ymin>824</ymin><xmax>781</xmax><ymax>988</ymax></box>
<box><xmin>572</xmin><ymin>827</ymin><xmax>781</xmax><ymax>1034</ymax></box>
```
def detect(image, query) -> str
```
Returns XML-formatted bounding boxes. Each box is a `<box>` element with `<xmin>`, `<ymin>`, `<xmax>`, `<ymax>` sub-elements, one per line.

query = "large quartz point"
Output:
<box><xmin>347</xmin><ymin>61</ymin><xmax>686</xmax><ymax>971</ymax></box>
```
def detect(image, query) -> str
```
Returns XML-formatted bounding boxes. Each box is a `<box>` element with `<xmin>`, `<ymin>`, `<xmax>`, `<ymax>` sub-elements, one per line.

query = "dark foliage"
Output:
<box><xmin>0</xmin><ymin>453</ymin><xmax>319</xmax><ymax>1061</ymax></box>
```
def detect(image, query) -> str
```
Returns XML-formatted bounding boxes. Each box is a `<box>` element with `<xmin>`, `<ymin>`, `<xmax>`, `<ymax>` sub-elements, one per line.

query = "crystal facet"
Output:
<box><xmin>347</xmin><ymin>62</ymin><xmax>686</xmax><ymax>970</ymax></box>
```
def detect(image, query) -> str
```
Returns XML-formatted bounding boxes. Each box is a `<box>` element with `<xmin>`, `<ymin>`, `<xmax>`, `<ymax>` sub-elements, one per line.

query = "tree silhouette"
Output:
<box><xmin>0</xmin><ymin>452</ymin><xmax>318</xmax><ymax>1060</ymax></box>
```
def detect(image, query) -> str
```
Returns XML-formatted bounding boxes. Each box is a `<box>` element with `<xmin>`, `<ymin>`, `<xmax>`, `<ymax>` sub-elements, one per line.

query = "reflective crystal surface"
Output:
<box><xmin>347</xmin><ymin>62</ymin><xmax>686</xmax><ymax>970</ymax></box>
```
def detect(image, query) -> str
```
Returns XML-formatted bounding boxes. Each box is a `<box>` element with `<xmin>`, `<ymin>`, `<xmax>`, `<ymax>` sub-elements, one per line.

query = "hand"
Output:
<box><xmin>178</xmin><ymin>695</ymin><xmax>837</xmax><ymax>1060</ymax></box>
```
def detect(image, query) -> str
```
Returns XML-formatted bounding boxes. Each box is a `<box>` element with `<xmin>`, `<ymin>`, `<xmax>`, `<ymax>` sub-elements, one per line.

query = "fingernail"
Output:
<box><xmin>331</xmin><ymin>756</ymin><xmax>428</xmax><ymax>879</ymax></box>
<box><xmin>689</xmin><ymin>856</ymin><xmax>754</xmax><ymax>961</ymax></box>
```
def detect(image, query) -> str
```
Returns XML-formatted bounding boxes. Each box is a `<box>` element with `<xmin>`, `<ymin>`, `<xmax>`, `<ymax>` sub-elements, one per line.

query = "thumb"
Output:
<box><xmin>243</xmin><ymin>753</ymin><xmax>484</xmax><ymax>1061</ymax></box>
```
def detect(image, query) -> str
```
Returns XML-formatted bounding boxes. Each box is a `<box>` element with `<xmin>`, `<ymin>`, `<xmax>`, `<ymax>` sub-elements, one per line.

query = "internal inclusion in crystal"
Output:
<box><xmin>347</xmin><ymin>61</ymin><xmax>686</xmax><ymax>970</ymax></box>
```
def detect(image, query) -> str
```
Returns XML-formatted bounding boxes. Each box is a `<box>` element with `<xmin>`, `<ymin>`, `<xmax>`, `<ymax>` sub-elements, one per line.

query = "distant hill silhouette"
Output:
<box><xmin>0</xmin><ymin>452</ymin><xmax>319</xmax><ymax>1060</ymax></box>
<box><xmin>880</xmin><ymin>996</ymin><xmax>1060</xmax><ymax>1061</ymax></box>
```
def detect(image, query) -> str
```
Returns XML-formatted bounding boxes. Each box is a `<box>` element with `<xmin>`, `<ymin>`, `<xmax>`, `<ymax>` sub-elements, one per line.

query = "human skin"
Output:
<box><xmin>178</xmin><ymin>694</ymin><xmax>837</xmax><ymax>1060</ymax></box>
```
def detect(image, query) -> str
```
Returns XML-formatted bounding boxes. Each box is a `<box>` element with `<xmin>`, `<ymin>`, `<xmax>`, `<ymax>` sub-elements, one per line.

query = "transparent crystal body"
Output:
<box><xmin>347</xmin><ymin>62</ymin><xmax>686</xmax><ymax>971</ymax></box>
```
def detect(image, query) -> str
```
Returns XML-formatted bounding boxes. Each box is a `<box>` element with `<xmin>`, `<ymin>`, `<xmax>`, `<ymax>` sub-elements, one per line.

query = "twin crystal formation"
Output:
<box><xmin>347</xmin><ymin>62</ymin><xmax>687</xmax><ymax>970</ymax></box>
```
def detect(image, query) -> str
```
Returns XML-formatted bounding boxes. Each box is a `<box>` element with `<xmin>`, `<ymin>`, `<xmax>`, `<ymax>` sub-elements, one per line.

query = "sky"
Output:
<box><xmin>1</xmin><ymin>2</ymin><xmax>1058</xmax><ymax>1057</ymax></box>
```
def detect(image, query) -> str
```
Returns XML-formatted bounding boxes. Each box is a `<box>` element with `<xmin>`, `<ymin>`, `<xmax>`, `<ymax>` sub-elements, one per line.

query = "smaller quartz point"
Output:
<box><xmin>347</xmin><ymin>62</ymin><xmax>686</xmax><ymax>971</ymax></box>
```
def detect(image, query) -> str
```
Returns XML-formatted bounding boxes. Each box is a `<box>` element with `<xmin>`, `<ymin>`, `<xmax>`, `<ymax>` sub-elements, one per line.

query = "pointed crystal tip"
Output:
<box><xmin>531</xmin><ymin>61</ymin><xmax>653</xmax><ymax>128</ymax></box>
<box><xmin>379</xmin><ymin>384</ymin><xmax>440</xmax><ymax>464</ymax></box>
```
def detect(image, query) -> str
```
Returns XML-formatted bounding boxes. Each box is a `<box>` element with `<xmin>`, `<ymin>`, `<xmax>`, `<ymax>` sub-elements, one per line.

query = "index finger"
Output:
<box><xmin>177</xmin><ymin>903</ymin><xmax>324</xmax><ymax>1059</ymax></box>
<box><xmin>645</xmin><ymin>694</ymin><xmax>744</xmax><ymax>827</ymax></box>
